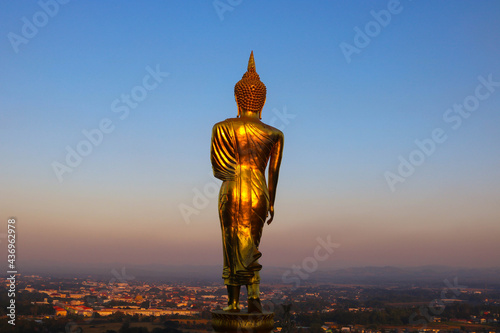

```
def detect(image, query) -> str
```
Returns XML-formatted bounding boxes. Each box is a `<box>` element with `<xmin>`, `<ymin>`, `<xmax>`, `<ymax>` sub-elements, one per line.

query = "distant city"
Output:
<box><xmin>1</xmin><ymin>266</ymin><xmax>499</xmax><ymax>333</ymax></box>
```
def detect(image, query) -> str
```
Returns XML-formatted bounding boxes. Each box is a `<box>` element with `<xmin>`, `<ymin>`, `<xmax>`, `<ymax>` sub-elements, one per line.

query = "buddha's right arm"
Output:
<box><xmin>267</xmin><ymin>132</ymin><xmax>284</xmax><ymax>218</ymax></box>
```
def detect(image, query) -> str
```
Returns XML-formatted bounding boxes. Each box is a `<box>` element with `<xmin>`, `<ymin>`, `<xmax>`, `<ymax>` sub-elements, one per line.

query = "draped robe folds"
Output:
<box><xmin>211</xmin><ymin>118</ymin><xmax>281</xmax><ymax>286</ymax></box>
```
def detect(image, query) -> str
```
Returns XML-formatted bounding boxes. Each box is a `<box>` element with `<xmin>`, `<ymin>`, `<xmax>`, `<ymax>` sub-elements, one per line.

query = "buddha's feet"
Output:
<box><xmin>223</xmin><ymin>304</ymin><xmax>240</xmax><ymax>312</ymax></box>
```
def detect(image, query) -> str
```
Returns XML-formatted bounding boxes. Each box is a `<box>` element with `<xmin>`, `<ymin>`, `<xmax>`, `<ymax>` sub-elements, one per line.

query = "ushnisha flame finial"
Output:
<box><xmin>235</xmin><ymin>51</ymin><xmax>266</xmax><ymax>118</ymax></box>
<box><xmin>247</xmin><ymin>50</ymin><xmax>256</xmax><ymax>72</ymax></box>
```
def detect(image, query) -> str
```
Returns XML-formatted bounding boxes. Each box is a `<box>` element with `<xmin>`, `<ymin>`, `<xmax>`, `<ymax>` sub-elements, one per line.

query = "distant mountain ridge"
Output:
<box><xmin>305</xmin><ymin>266</ymin><xmax>500</xmax><ymax>287</ymax></box>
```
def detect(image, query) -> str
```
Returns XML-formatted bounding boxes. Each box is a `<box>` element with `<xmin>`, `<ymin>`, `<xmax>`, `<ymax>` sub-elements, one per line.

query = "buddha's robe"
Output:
<box><xmin>211</xmin><ymin>117</ymin><xmax>283</xmax><ymax>286</ymax></box>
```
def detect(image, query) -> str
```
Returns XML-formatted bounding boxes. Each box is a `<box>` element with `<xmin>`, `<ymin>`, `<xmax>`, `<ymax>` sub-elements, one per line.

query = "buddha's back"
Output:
<box><xmin>228</xmin><ymin>117</ymin><xmax>282</xmax><ymax>173</ymax></box>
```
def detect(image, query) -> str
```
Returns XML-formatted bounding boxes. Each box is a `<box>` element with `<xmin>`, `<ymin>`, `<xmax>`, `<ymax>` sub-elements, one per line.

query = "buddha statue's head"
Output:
<box><xmin>234</xmin><ymin>51</ymin><xmax>266</xmax><ymax>119</ymax></box>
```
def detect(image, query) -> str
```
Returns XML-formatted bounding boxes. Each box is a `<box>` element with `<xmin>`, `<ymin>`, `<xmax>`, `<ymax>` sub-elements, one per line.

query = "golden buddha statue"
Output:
<box><xmin>211</xmin><ymin>51</ymin><xmax>284</xmax><ymax>313</ymax></box>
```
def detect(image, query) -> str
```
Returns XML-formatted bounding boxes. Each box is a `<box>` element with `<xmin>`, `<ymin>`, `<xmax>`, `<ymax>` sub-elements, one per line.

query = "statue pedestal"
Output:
<box><xmin>211</xmin><ymin>310</ymin><xmax>274</xmax><ymax>333</ymax></box>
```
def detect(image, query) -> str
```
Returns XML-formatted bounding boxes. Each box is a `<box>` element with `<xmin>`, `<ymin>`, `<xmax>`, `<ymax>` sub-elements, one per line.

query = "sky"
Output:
<box><xmin>1</xmin><ymin>1</ymin><xmax>499</xmax><ymax>276</ymax></box>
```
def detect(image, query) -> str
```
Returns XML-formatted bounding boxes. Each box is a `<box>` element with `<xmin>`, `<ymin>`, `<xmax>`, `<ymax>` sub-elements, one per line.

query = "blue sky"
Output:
<box><xmin>1</xmin><ymin>1</ymin><xmax>499</xmax><ymax>271</ymax></box>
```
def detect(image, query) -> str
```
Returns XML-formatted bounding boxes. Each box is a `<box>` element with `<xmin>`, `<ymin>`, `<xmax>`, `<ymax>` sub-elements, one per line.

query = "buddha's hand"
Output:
<box><xmin>267</xmin><ymin>206</ymin><xmax>275</xmax><ymax>225</ymax></box>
